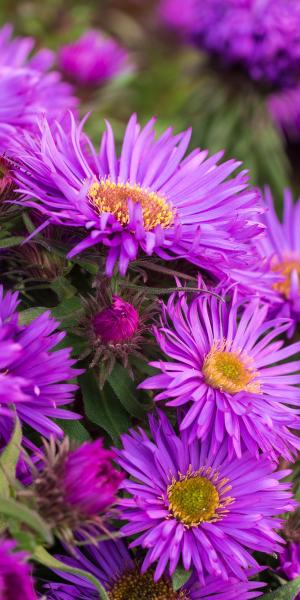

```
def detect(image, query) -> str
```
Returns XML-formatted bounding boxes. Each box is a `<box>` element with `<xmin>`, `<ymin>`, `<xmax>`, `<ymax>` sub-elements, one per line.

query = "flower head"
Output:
<box><xmin>15</xmin><ymin>112</ymin><xmax>263</xmax><ymax>278</ymax></box>
<box><xmin>42</xmin><ymin>536</ymin><xmax>264</xmax><ymax>599</ymax></box>
<box><xmin>115</xmin><ymin>412</ymin><xmax>294</xmax><ymax>583</ymax></box>
<box><xmin>58</xmin><ymin>30</ymin><xmax>130</xmax><ymax>86</ymax></box>
<box><xmin>92</xmin><ymin>296</ymin><xmax>139</xmax><ymax>343</ymax></box>
<box><xmin>159</xmin><ymin>0</ymin><xmax>197</xmax><ymax>36</ymax></box>
<box><xmin>0</xmin><ymin>540</ymin><xmax>37</xmax><ymax>600</ymax></box>
<box><xmin>0</xmin><ymin>286</ymin><xmax>82</xmax><ymax>441</ymax></box>
<box><xmin>0</xmin><ymin>24</ymin><xmax>77</xmax><ymax>153</ymax></box>
<box><xmin>29</xmin><ymin>437</ymin><xmax>124</xmax><ymax>541</ymax></box>
<box><xmin>174</xmin><ymin>0</ymin><xmax>300</xmax><ymax>88</ymax></box>
<box><xmin>140</xmin><ymin>288</ymin><xmax>300</xmax><ymax>460</ymax></box>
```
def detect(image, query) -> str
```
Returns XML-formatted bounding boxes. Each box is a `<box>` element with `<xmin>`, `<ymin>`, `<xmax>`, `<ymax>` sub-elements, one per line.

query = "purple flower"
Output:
<box><xmin>42</xmin><ymin>536</ymin><xmax>264</xmax><ymax>598</ymax></box>
<box><xmin>279</xmin><ymin>543</ymin><xmax>300</xmax><ymax>587</ymax></box>
<box><xmin>115</xmin><ymin>412</ymin><xmax>294</xmax><ymax>583</ymax></box>
<box><xmin>15</xmin><ymin>112</ymin><xmax>263</xmax><ymax>277</ymax></box>
<box><xmin>29</xmin><ymin>438</ymin><xmax>123</xmax><ymax>541</ymax></box>
<box><xmin>268</xmin><ymin>85</ymin><xmax>300</xmax><ymax>138</ymax></box>
<box><xmin>92</xmin><ymin>295</ymin><xmax>139</xmax><ymax>343</ymax></box>
<box><xmin>140</xmin><ymin>288</ymin><xmax>300</xmax><ymax>460</ymax></box>
<box><xmin>159</xmin><ymin>0</ymin><xmax>197</xmax><ymax>36</ymax></box>
<box><xmin>58</xmin><ymin>30</ymin><xmax>130</xmax><ymax>86</ymax></box>
<box><xmin>174</xmin><ymin>0</ymin><xmax>300</xmax><ymax>88</ymax></box>
<box><xmin>0</xmin><ymin>540</ymin><xmax>37</xmax><ymax>600</ymax></box>
<box><xmin>0</xmin><ymin>24</ymin><xmax>77</xmax><ymax>153</ymax></box>
<box><xmin>0</xmin><ymin>286</ymin><xmax>82</xmax><ymax>440</ymax></box>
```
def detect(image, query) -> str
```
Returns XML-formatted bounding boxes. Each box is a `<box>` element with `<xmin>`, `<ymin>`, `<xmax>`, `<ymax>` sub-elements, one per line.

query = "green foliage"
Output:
<box><xmin>261</xmin><ymin>578</ymin><xmax>300</xmax><ymax>600</ymax></box>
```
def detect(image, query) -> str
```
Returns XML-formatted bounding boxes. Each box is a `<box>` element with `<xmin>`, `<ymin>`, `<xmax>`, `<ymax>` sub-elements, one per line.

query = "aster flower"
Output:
<box><xmin>140</xmin><ymin>288</ymin><xmax>300</xmax><ymax>460</ymax></box>
<box><xmin>159</xmin><ymin>0</ymin><xmax>197</xmax><ymax>37</ymax></box>
<box><xmin>0</xmin><ymin>539</ymin><xmax>37</xmax><ymax>600</ymax></box>
<box><xmin>268</xmin><ymin>85</ymin><xmax>300</xmax><ymax>139</ymax></box>
<box><xmin>0</xmin><ymin>285</ymin><xmax>82</xmax><ymax>440</ymax></box>
<box><xmin>42</xmin><ymin>536</ymin><xmax>264</xmax><ymax>599</ymax></box>
<box><xmin>14</xmin><ymin>112</ymin><xmax>263</xmax><ymax>278</ymax></box>
<box><xmin>172</xmin><ymin>0</ymin><xmax>300</xmax><ymax>88</ymax></box>
<box><xmin>279</xmin><ymin>543</ymin><xmax>300</xmax><ymax>590</ymax></box>
<box><xmin>115</xmin><ymin>412</ymin><xmax>294</xmax><ymax>583</ymax></box>
<box><xmin>26</xmin><ymin>437</ymin><xmax>124</xmax><ymax>542</ymax></box>
<box><xmin>0</xmin><ymin>23</ymin><xmax>77</xmax><ymax>153</ymax></box>
<box><xmin>58</xmin><ymin>30</ymin><xmax>130</xmax><ymax>87</ymax></box>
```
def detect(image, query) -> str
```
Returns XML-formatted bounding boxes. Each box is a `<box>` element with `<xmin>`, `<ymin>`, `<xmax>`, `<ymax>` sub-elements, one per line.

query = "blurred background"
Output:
<box><xmin>3</xmin><ymin>0</ymin><xmax>299</xmax><ymax>203</ymax></box>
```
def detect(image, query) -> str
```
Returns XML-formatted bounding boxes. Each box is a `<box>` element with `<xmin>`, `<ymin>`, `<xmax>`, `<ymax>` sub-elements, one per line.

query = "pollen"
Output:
<box><xmin>108</xmin><ymin>567</ymin><xmax>189</xmax><ymax>600</ymax></box>
<box><xmin>203</xmin><ymin>342</ymin><xmax>261</xmax><ymax>394</ymax></box>
<box><xmin>88</xmin><ymin>179</ymin><xmax>174</xmax><ymax>231</ymax></box>
<box><xmin>168</xmin><ymin>473</ymin><xmax>220</xmax><ymax>526</ymax></box>
<box><xmin>272</xmin><ymin>259</ymin><xmax>300</xmax><ymax>298</ymax></box>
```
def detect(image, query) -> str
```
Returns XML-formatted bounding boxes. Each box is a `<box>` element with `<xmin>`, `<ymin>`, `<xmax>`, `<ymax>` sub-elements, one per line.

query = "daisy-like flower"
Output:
<box><xmin>58</xmin><ymin>30</ymin><xmax>130</xmax><ymax>87</ymax></box>
<box><xmin>115</xmin><ymin>412</ymin><xmax>294</xmax><ymax>583</ymax></box>
<box><xmin>255</xmin><ymin>188</ymin><xmax>300</xmax><ymax>336</ymax></box>
<box><xmin>0</xmin><ymin>286</ymin><xmax>82</xmax><ymax>440</ymax></box>
<box><xmin>42</xmin><ymin>536</ymin><xmax>264</xmax><ymax>599</ymax></box>
<box><xmin>140</xmin><ymin>288</ymin><xmax>300</xmax><ymax>460</ymax></box>
<box><xmin>15</xmin><ymin>112</ymin><xmax>263</xmax><ymax>277</ymax></box>
<box><xmin>0</xmin><ymin>24</ymin><xmax>77</xmax><ymax>153</ymax></box>
<box><xmin>0</xmin><ymin>540</ymin><xmax>37</xmax><ymax>600</ymax></box>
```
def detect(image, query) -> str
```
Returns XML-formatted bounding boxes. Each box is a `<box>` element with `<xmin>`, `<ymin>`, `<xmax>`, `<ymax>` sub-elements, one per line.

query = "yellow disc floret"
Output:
<box><xmin>88</xmin><ymin>179</ymin><xmax>174</xmax><ymax>231</ymax></box>
<box><xmin>168</xmin><ymin>474</ymin><xmax>220</xmax><ymax>526</ymax></box>
<box><xmin>108</xmin><ymin>567</ymin><xmax>189</xmax><ymax>600</ymax></box>
<box><xmin>272</xmin><ymin>259</ymin><xmax>300</xmax><ymax>298</ymax></box>
<box><xmin>203</xmin><ymin>342</ymin><xmax>261</xmax><ymax>394</ymax></box>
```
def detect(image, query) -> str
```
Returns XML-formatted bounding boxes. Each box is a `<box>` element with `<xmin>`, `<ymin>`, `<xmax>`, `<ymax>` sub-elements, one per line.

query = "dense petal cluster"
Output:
<box><xmin>164</xmin><ymin>0</ymin><xmax>300</xmax><ymax>88</ymax></box>
<box><xmin>141</xmin><ymin>288</ymin><xmax>300</xmax><ymax>460</ymax></box>
<box><xmin>0</xmin><ymin>540</ymin><xmax>37</xmax><ymax>600</ymax></box>
<box><xmin>14</xmin><ymin>113</ymin><xmax>263</xmax><ymax>277</ymax></box>
<box><xmin>58</xmin><ymin>30</ymin><xmax>130</xmax><ymax>86</ymax></box>
<box><xmin>115</xmin><ymin>412</ymin><xmax>294</xmax><ymax>583</ymax></box>
<box><xmin>0</xmin><ymin>24</ymin><xmax>77</xmax><ymax>152</ymax></box>
<box><xmin>0</xmin><ymin>286</ymin><xmax>81</xmax><ymax>439</ymax></box>
<box><xmin>43</xmin><ymin>537</ymin><xmax>264</xmax><ymax>599</ymax></box>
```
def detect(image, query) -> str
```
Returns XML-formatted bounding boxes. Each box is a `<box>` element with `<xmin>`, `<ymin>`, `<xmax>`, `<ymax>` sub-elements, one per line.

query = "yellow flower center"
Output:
<box><xmin>168</xmin><ymin>474</ymin><xmax>220</xmax><ymax>526</ymax></box>
<box><xmin>272</xmin><ymin>260</ymin><xmax>300</xmax><ymax>298</ymax></box>
<box><xmin>108</xmin><ymin>568</ymin><xmax>189</xmax><ymax>600</ymax></box>
<box><xmin>88</xmin><ymin>179</ymin><xmax>174</xmax><ymax>231</ymax></box>
<box><xmin>202</xmin><ymin>343</ymin><xmax>260</xmax><ymax>394</ymax></box>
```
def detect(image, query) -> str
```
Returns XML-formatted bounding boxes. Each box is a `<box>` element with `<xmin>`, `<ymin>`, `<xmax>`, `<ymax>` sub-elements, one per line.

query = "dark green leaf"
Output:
<box><xmin>51</xmin><ymin>276</ymin><xmax>77</xmax><ymax>301</ymax></box>
<box><xmin>0</xmin><ymin>236</ymin><xmax>24</xmax><ymax>248</ymax></box>
<box><xmin>261</xmin><ymin>578</ymin><xmax>300</xmax><ymax>600</ymax></box>
<box><xmin>58</xmin><ymin>420</ymin><xmax>91</xmax><ymax>443</ymax></box>
<box><xmin>108</xmin><ymin>363</ymin><xmax>148</xmax><ymax>419</ymax></box>
<box><xmin>172</xmin><ymin>567</ymin><xmax>192</xmax><ymax>591</ymax></box>
<box><xmin>0</xmin><ymin>498</ymin><xmax>53</xmax><ymax>545</ymax></box>
<box><xmin>19</xmin><ymin>307</ymin><xmax>46</xmax><ymax>325</ymax></box>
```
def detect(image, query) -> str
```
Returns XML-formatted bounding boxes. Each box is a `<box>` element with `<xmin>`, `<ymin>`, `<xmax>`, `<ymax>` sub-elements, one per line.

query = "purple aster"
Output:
<box><xmin>0</xmin><ymin>285</ymin><xmax>82</xmax><ymax>440</ymax></box>
<box><xmin>42</xmin><ymin>536</ymin><xmax>264</xmax><ymax>599</ymax></box>
<box><xmin>92</xmin><ymin>295</ymin><xmax>139</xmax><ymax>343</ymax></box>
<box><xmin>279</xmin><ymin>543</ymin><xmax>300</xmax><ymax>594</ymax></box>
<box><xmin>159</xmin><ymin>0</ymin><xmax>198</xmax><ymax>36</ymax></box>
<box><xmin>58</xmin><ymin>30</ymin><xmax>130</xmax><ymax>86</ymax></box>
<box><xmin>0</xmin><ymin>23</ymin><xmax>77</xmax><ymax>153</ymax></box>
<box><xmin>255</xmin><ymin>188</ymin><xmax>300</xmax><ymax>336</ymax></box>
<box><xmin>140</xmin><ymin>288</ymin><xmax>300</xmax><ymax>460</ymax></box>
<box><xmin>0</xmin><ymin>539</ymin><xmax>37</xmax><ymax>600</ymax></box>
<box><xmin>115</xmin><ymin>412</ymin><xmax>294</xmax><ymax>583</ymax></box>
<box><xmin>28</xmin><ymin>438</ymin><xmax>124</xmax><ymax>541</ymax></box>
<box><xmin>14</xmin><ymin>112</ymin><xmax>263</xmax><ymax>277</ymax></box>
<box><xmin>170</xmin><ymin>0</ymin><xmax>300</xmax><ymax>89</ymax></box>
<box><xmin>268</xmin><ymin>85</ymin><xmax>300</xmax><ymax>138</ymax></box>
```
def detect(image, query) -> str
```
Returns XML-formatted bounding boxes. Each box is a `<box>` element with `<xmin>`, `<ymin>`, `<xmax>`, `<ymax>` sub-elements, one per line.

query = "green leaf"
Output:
<box><xmin>51</xmin><ymin>276</ymin><xmax>77</xmax><ymax>301</ymax></box>
<box><xmin>19</xmin><ymin>307</ymin><xmax>46</xmax><ymax>325</ymax></box>
<box><xmin>108</xmin><ymin>363</ymin><xmax>149</xmax><ymax>418</ymax></box>
<box><xmin>0</xmin><ymin>498</ymin><xmax>53</xmax><ymax>545</ymax></box>
<box><xmin>80</xmin><ymin>371</ymin><xmax>130</xmax><ymax>442</ymax></box>
<box><xmin>58</xmin><ymin>420</ymin><xmax>91</xmax><ymax>443</ymax></box>
<box><xmin>261</xmin><ymin>578</ymin><xmax>300</xmax><ymax>599</ymax></box>
<box><xmin>0</xmin><ymin>416</ymin><xmax>22</xmax><ymax>498</ymax></box>
<box><xmin>0</xmin><ymin>236</ymin><xmax>24</xmax><ymax>248</ymax></box>
<box><xmin>172</xmin><ymin>567</ymin><xmax>192</xmax><ymax>591</ymax></box>
<box><xmin>34</xmin><ymin>546</ymin><xmax>109</xmax><ymax>600</ymax></box>
<box><xmin>52</xmin><ymin>297</ymin><xmax>83</xmax><ymax>322</ymax></box>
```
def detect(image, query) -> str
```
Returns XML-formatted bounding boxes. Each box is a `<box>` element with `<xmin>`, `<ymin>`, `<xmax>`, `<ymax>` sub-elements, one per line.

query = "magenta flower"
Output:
<box><xmin>15</xmin><ymin>113</ymin><xmax>263</xmax><ymax>277</ymax></box>
<box><xmin>115</xmin><ymin>412</ymin><xmax>294</xmax><ymax>583</ymax></box>
<box><xmin>42</xmin><ymin>537</ymin><xmax>264</xmax><ymax>599</ymax></box>
<box><xmin>0</xmin><ymin>286</ymin><xmax>82</xmax><ymax>440</ymax></box>
<box><xmin>140</xmin><ymin>288</ymin><xmax>300</xmax><ymax>460</ymax></box>
<box><xmin>92</xmin><ymin>295</ymin><xmax>139</xmax><ymax>343</ymax></box>
<box><xmin>0</xmin><ymin>540</ymin><xmax>37</xmax><ymax>600</ymax></box>
<box><xmin>159</xmin><ymin>0</ymin><xmax>197</xmax><ymax>36</ymax></box>
<box><xmin>268</xmin><ymin>85</ymin><xmax>300</xmax><ymax>139</ymax></box>
<box><xmin>279</xmin><ymin>543</ymin><xmax>300</xmax><ymax>591</ymax></box>
<box><xmin>0</xmin><ymin>24</ymin><xmax>77</xmax><ymax>153</ymax></box>
<box><xmin>58</xmin><ymin>30</ymin><xmax>130</xmax><ymax>86</ymax></box>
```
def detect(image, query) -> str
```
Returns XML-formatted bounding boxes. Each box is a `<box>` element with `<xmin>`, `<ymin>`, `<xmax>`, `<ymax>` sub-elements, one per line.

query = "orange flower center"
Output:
<box><xmin>272</xmin><ymin>260</ymin><xmax>300</xmax><ymax>298</ymax></box>
<box><xmin>203</xmin><ymin>342</ymin><xmax>261</xmax><ymax>394</ymax></box>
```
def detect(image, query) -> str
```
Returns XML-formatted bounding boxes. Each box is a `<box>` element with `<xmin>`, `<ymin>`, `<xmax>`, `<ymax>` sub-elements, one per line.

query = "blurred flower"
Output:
<box><xmin>29</xmin><ymin>437</ymin><xmax>123</xmax><ymax>541</ymax></box>
<box><xmin>0</xmin><ymin>285</ymin><xmax>82</xmax><ymax>441</ymax></box>
<box><xmin>42</xmin><ymin>536</ymin><xmax>264</xmax><ymax>599</ymax></box>
<box><xmin>278</xmin><ymin>543</ymin><xmax>300</xmax><ymax>595</ymax></box>
<box><xmin>0</xmin><ymin>23</ymin><xmax>77</xmax><ymax>153</ymax></box>
<box><xmin>159</xmin><ymin>0</ymin><xmax>197</xmax><ymax>36</ymax></box>
<box><xmin>172</xmin><ymin>0</ymin><xmax>300</xmax><ymax>88</ymax></box>
<box><xmin>140</xmin><ymin>287</ymin><xmax>300</xmax><ymax>460</ymax></box>
<box><xmin>256</xmin><ymin>188</ymin><xmax>300</xmax><ymax>336</ymax></box>
<box><xmin>0</xmin><ymin>540</ymin><xmax>37</xmax><ymax>600</ymax></box>
<box><xmin>116</xmin><ymin>411</ymin><xmax>294</xmax><ymax>583</ymax></box>
<box><xmin>58</xmin><ymin>30</ymin><xmax>130</xmax><ymax>86</ymax></box>
<box><xmin>15</xmin><ymin>112</ymin><xmax>263</xmax><ymax>278</ymax></box>
<box><xmin>268</xmin><ymin>85</ymin><xmax>300</xmax><ymax>138</ymax></box>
